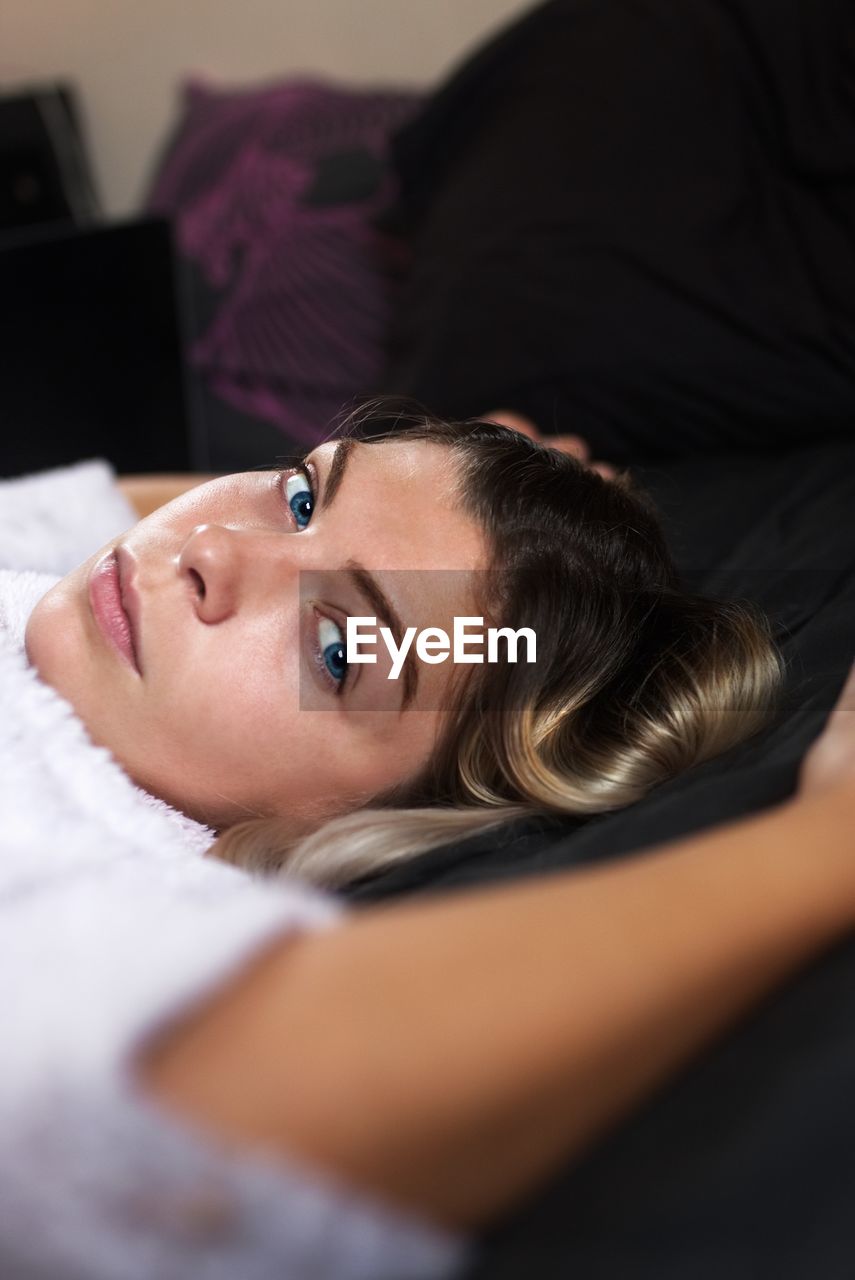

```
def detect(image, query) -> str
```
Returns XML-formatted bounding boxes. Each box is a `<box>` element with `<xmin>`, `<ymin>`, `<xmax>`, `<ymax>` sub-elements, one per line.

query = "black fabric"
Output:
<box><xmin>381</xmin><ymin>0</ymin><xmax>855</xmax><ymax>465</ymax></box>
<box><xmin>341</xmin><ymin>438</ymin><xmax>855</xmax><ymax>1276</ymax></box>
<box><xmin>366</xmin><ymin>6</ymin><xmax>855</xmax><ymax>1266</ymax></box>
<box><xmin>0</xmin><ymin>218</ymin><xmax>191</xmax><ymax>477</ymax></box>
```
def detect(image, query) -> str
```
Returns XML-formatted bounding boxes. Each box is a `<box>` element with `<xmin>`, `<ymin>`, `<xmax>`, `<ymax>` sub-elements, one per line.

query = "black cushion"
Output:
<box><xmin>382</xmin><ymin>0</ymin><xmax>855</xmax><ymax>465</ymax></box>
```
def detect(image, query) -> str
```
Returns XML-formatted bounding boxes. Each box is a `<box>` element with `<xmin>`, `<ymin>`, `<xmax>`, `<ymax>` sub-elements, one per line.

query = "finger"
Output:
<box><xmin>484</xmin><ymin>414</ymin><xmax>612</xmax><ymax>475</ymax></box>
<box><xmin>483</xmin><ymin>410</ymin><xmax>541</xmax><ymax>440</ymax></box>
<box><xmin>546</xmin><ymin>434</ymin><xmax>591</xmax><ymax>461</ymax></box>
<box><xmin>825</xmin><ymin>659</ymin><xmax>855</xmax><ymax>729</ymax></box>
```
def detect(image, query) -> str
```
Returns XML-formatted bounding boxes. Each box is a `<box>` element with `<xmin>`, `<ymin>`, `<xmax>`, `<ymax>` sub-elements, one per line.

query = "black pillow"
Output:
<box><xmin>381</xmin><ymin>0</ymin><xmax>855</xmax><ymax>464</ymax></box>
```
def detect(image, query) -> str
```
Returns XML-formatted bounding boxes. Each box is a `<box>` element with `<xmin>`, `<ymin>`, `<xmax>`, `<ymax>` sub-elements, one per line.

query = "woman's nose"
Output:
<box><xmin>177</xmin><ymin>524</ymin><xmax>295</xmax><ymax>624</ymax></box>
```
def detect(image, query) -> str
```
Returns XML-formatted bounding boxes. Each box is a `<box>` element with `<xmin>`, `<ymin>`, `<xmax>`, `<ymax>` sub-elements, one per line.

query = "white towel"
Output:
<box><xmin>0</xmin><ymin>456</ymin><xmax>139</xmax><ymax>576</ymax></box>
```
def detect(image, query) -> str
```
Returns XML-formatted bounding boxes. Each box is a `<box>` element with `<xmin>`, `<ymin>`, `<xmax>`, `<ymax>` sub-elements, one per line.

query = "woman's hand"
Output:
<box><xmin>485</xmin><ymin>409</ymin><xmax>617</xmax><ymax>480</ymax></box>
<box><xmin>798</xmin><ymin>661</ymin><xmax>855</xmax><ymax>800</ymax></box>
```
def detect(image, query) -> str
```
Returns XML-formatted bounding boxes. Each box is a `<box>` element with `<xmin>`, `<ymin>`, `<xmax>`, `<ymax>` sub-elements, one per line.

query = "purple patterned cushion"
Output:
<box><xmin>145</xmin><ymin>78</ymin><xmax>421</xmax><ymax>444</ymax></box>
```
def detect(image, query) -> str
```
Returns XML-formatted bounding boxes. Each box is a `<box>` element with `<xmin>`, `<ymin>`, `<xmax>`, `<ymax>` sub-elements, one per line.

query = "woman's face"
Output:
<box><xmin>25</xmin><ymin>439</ymin><xmax>488</xmax><ymax>830</ymax></box>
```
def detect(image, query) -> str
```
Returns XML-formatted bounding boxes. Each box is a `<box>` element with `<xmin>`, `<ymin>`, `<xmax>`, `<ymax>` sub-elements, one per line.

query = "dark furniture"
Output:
<box><xmin>0</xmin><ymin>217</ymin><xmax>194</xmax><ymax>477</ymax></box>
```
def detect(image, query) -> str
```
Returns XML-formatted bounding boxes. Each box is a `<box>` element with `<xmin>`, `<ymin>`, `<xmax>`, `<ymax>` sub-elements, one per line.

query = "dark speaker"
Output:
<box><xmin>0</xmin><ymin>83</ymin><xmax>100</xmax><ymax>234</ymax></box>
<box><xmin>0</xmin><ymin>218</ymin><xmax>194</xmax><ymax>476</ymax></box>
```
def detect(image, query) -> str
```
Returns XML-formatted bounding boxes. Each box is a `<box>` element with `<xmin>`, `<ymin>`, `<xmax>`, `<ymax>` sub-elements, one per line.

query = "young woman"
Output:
<box><xmin>26</xmin><ymin>409</ymin><xmax>782</xmax><ymax>887</ymax></box>
<box><xmin>1</xmin><ymin>410</ymin><xmax>854</xmax><ymax>1279</ymax></box>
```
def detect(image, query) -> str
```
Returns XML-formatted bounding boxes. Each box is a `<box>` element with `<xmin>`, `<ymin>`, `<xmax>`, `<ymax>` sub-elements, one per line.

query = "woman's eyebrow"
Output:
<box><xmin>315</xmin><ymin>438</ymin><xmax>357</xmax><ymax>510</ymax></box>
<box><xmin>312</xmin><ymin>440</ymin><xmax>419</xmax><ymax>709</ymax></box>
<box><xmin>345</xmin><ymin>561</ymin><xmax>419</xmax><ymax>711</ymax></box>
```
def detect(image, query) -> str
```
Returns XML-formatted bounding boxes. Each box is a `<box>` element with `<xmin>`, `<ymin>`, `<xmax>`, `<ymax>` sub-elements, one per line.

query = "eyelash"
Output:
<box><xmin>279</xmin><ymin>465</ymin><xmax>350</xmax><ymax>697</ymax></box>
<box><xmin>310</xmin><ymin>609</ymin><xmax>350</xmax><ymax>696</ymax></box>
<box><xmin>282</xmin><ymin>464</ymin><xmax>316</xmax><ymax>530</ymax></box>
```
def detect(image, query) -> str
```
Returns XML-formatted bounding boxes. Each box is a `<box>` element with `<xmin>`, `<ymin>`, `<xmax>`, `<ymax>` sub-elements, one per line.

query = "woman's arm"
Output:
<box><xmin>141</xmin><ymin>668</ymin><xmax>855</xmax><ymax>1231</ymax></box>
<box><xmin>117</xmin><ymin>474</ymin><xmax>221</xmax><ymax>519</ymax></box>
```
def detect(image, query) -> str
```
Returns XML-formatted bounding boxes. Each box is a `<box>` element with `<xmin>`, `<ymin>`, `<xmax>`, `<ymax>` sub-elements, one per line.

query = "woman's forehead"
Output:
<box><xmin>312</xmin><ymin>437</ymin><xmax>487</xmax><ymax>565</ymax></box>
<box><xmin>313</xmin><ymin>434</ymin><xmax>456</xmax><ymax>479</ymax></box>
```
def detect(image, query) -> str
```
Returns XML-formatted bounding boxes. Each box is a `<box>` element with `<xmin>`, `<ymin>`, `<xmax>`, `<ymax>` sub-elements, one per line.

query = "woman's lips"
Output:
<box><xmin>88</xmin><ymin>550</ymin><xmax>141</xmax><ymax>675</ymax></box>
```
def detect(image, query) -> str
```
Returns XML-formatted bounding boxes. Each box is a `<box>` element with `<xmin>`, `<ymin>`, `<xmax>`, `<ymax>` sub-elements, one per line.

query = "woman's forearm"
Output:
<box><xmin>141</xmin><ymin>785</ymin><xmax>855</xmax><ymax>1230</ymax></box>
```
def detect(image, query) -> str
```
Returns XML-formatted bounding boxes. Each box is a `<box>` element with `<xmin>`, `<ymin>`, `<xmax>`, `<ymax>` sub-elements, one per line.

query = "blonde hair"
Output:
<box><xmin>212</xmin><ymin>409</ymin><xmax>783</xmax><ymax>888</ymax></box>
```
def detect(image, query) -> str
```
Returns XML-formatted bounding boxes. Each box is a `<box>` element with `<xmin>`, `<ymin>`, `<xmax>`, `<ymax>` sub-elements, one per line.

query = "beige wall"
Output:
<box><xmin>0</xmin><ymin>0</ymin><xmax>527</xmax><ymax>216</ymax></box>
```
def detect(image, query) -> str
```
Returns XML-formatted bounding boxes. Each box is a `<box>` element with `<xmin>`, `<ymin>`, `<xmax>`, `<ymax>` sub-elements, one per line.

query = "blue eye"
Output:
<box><xmin>285</xmin><ymin>469</ymin><xmax>314</xmax><ymax>529</ymax></box>
<box><xmin>317</xmin><ymin>615</ymin><xmax>348</xmax><ymax>690</ymax></box>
